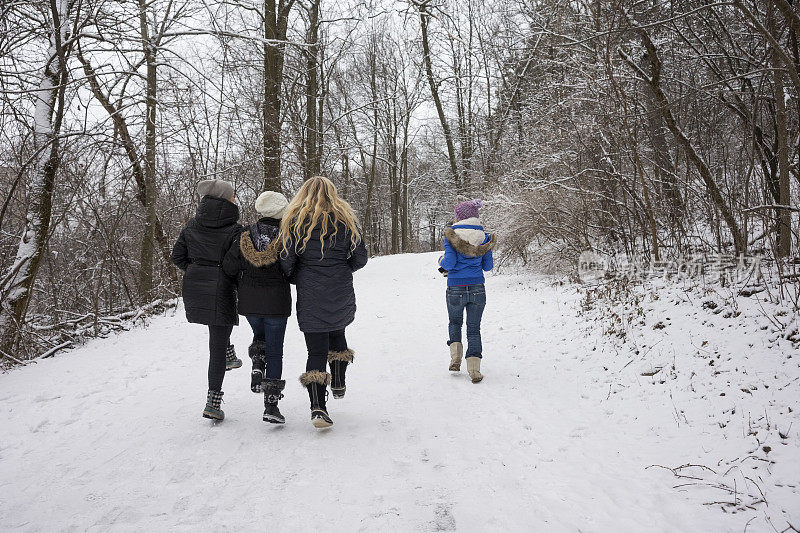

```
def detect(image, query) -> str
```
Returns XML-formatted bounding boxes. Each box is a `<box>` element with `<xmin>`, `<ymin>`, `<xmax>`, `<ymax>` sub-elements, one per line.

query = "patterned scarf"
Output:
<box><xmin>250</xmin><ymin>220</ymin><xmax>279</xmax><ymax>252</ymax></box>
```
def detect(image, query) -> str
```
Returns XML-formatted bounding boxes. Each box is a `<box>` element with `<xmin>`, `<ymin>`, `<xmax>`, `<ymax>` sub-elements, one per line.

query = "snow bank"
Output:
<box><xmin>579</xmin><ymin>275</ymin><xmax>800</xmax><ymax>531</ymax></box>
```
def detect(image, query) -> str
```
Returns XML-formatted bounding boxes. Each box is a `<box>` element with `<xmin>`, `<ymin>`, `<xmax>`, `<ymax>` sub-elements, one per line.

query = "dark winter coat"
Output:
<box><xmin>440</xmin><ymin>217</ymin><xmax>495</xmax><ymax>287</ymax></box>
<box><xmin>280</xmin><ymin>222</ymin><xmax>368</xmax><ymax>333</ymax></box>
<box><xmin>171</xmin><ymin>196</ymin><xmax>242</xmax><ymax>326</ymax></box>
<box><xmin>222</xmin><ymin>217</ymin><xmax>291</xmax><ymax>318</ymax></box>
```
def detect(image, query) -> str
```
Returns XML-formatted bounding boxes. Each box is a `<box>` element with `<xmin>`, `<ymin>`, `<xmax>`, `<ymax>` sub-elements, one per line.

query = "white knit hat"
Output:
<box><xmin>254</xmin><ymin>191</ymin><xmax>289</xmax><ymax>219</ymax></box>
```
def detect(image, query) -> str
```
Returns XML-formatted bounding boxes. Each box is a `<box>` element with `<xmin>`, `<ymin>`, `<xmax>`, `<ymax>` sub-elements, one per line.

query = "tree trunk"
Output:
<box><xmin>334</xmin><ymin>123</ymin><xmax>350</xmax><ymax>198</ymax></box>
<box><xmin>0</xmin><ymin>0</ymin><xmax>70</xmax><ymax>355</ymax></box>
<box><xmin>639</xmin><ymin>52</ymin><xmax>683</xmax><ymax>220</ymax></box>
<box><xmin>775</xmin><ymin>0</ymin><xmax>800</xmax><ymax>39</ymax></box>
<box><xmin>401</xmin><ymin>113</ymin><xmax>410</xmax><ymax>252</ymax></box>
<box><xmin>770</xmin><ymin>1</ymin><xmax>793</xmax><ymax>256</ymax></box>
<box><xmin>262</xmin><ymin>0</ymin><xmax>296</xmax><ymax>192</ymax></box>
<box><xmin>388</xmin><ymin>104</ymin><xmax>400</xmax><ymax>254</ymax></box>
<box><xmin>419</xmin><ymin>3</ymin><xmax>460</xmax><ymax>190</ymax></box>
<box><xmin>364</xmin><ymin>40</ymin><xmax>379</xmax><ymax>254</ymax></box>
<box><xmin>138</xmin><ymin>0</ymin><xmax>158</xmax><ymax>300</ymax></box>
<box><xmin>304</xmin><ymin>0</ymin><xmax>321</xmax><ymax>180</ymax></box>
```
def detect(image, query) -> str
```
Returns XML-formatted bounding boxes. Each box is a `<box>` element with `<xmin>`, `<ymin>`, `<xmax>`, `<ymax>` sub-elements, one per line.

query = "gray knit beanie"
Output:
<box><xmin>197</xmin><ymin>179</ymin><xmax>234</xmax><ymax>200</ymax></box>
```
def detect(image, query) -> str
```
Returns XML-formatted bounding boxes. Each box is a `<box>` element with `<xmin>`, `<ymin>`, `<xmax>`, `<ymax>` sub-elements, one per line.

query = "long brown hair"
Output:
<box><xmin>279</xmin><ymin>176</ymin><xmax>361</xmax><ymax>255</ymax></box>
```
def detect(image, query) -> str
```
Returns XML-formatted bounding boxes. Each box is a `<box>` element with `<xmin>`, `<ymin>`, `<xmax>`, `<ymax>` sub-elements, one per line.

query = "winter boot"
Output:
<box><xmin>262</xmin><ymin>379</ymin><xmax>286</xmax><ymax>424</ymax></box>
<box><xmin>466</xmin><ymin>357</ymin><xmax>483</xmax><ymax>383</ymax></box>
<box><xmin>299</xmin><ymin>370</ymin><xmax>333</xmax><ymax>428</ymax></box>
<box><xmin>449</xmin><ymin>342</ymin><xmax>463</xmax><ymax>372</ymax></box>
<box><xmin>328</xmin><ymin>349</ymin><xmax>354</xmax><ymax>399</ymax></box>
<box><xmin>248</xmin><ymin>341</ymin><xmax>266</xmax><ymax>393</ymax></box>
<box><xmin>202</xmin><ymin>390</ymin><xmax>225</xmax><ymax>420</ymax></box>
<box><xmin>225</xmin><ymin>344</ymin><xmax>243</xmax><ymax>371</ymax></box>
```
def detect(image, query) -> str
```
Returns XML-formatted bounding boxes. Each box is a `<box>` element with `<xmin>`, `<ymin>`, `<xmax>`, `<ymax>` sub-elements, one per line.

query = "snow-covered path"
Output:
<box><xmin>0</xmin><ymin>253</ymin><xmax>792</xmax><ymax>531</ymax></box>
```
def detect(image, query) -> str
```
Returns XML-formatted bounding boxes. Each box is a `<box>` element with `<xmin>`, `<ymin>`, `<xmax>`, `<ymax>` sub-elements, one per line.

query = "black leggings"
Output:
<box><xmin>208</xmin><ymin>324</ymin><xmax>233</xmax><ymax>391</ymax></box>
<box><xmin>303</xmin><ymin>329</ymin><xmax>347</xmax><ymax>373</ymax></box>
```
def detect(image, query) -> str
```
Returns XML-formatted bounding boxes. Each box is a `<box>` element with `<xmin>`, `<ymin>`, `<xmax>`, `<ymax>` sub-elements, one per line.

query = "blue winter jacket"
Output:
<box><xmin>440</xmin><ymin>218</ymin><xmax>496</xmax><ymax>287</ymax></box>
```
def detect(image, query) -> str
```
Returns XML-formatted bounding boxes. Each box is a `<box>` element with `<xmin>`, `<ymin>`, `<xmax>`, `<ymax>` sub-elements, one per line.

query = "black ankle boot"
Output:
<box><xmin>328</xmin><ymin>349</ymin><xmax>354</xmax><ymax>399</ymax></box>
<box><xmin>248</xmin><ymin>341</ymin><xmax>266</xmax><ymax>393</ymax></box>
<box><xmin>299</xmin><ymin>371</ymin><xmax>332</xmax><ymax>428</ymax></box>
<box><xmin>262</xmin><ymin>379</ymin><xmax>285</xmax><ymax>424</ymax></box>
<box><xmin>202</xmin><ymin>390</ymin><xmax>224</xmax><ymax>420</ymax></box>
<box><xmin>225</xmin><ymin>345</ymin><xmax>243</xmax><ymax>371</ymax></box>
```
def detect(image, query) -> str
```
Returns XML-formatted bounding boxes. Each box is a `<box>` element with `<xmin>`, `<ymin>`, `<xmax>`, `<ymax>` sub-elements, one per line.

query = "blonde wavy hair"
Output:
<box><xmin>279</xmin><ymin>175</ymin><xmax>361</xmax><ymax>255</ymax></box>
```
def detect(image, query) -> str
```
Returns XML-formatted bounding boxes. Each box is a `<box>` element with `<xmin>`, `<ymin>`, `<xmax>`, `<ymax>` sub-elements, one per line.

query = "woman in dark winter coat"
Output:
<box><xmin>438</xmin><ymin>199</ymin><xmax>496</xmax><ymax>383</ymax></box>
<box><xmin>171</xmin><ymin>179</ymin><xmax>243</xmax><ymax>421</ymax></box>
<box><xmin>222</xmin><ymin>191</ymin><xmax>291</xmax><ymax>424</ymax></box>
<box><xmin>279</xmin><ymin>176</ymin><xmax>368</xmax><ymax>429</ymax></box>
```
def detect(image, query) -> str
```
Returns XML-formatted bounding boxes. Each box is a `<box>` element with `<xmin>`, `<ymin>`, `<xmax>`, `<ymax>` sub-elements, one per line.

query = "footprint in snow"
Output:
<box><xmin>33</xmin><ymin>393</ymin><xmax>61</xmax><ymax>403</ymax></box>
<box><xmin>429</xmin><ymin>503</ymin><xmax>456</xmax><ymax>531</ymax></box>
<box><xmin>30</xmin><ymin>419</ymin><xmax>50</xmax><ymax>433</ymax></box>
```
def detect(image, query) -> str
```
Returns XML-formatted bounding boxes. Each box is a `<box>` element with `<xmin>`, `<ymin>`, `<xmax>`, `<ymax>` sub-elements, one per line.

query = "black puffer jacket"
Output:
<box><xmin>171</xmin><ymin>196</ymin><xmax>242</xmax><ymax>326</ymax></box>
<box><xmin>280</xmin><ymin>222</ymin><xmax>368</xmax><ymax>333</ymax></box>
<box><xmin>222</xmin><ymin>217</ymin><xmax>291</xmax><ymax>318</ymax></box>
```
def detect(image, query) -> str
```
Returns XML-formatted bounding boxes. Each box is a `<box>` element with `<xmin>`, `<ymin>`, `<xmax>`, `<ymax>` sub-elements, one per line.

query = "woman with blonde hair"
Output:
<box><xmin>279</xmin><ymin>176</ymin><xmax>368</xmax><ymax>428</ymax></box>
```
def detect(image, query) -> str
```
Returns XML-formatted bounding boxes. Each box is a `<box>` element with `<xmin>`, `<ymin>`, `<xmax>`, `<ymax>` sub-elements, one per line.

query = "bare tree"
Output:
<box><xmin>416</xmin><ymin>0</ymin><xmax>461</xmax><ymax>190</ymax></box>
<box><xmin>621</xmin><ymin>19</ymin><xmax>745</xmax><ymax>255</ymax></box>
<box><xmin>0</xmin><ymin>0</ymin><xmax>74</xmax><ymax>354</ymax></box>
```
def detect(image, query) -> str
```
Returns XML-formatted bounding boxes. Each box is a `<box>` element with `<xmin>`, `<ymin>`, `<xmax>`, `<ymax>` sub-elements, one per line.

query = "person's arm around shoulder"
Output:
<box><xmin>279</xmin><ymin>236</ymin><xmax>298</xmax><ymax>282</ymax></box>
<box><xmin>220</xmin><ymin>224</ymin><xmax>242</xmax><ymax>280</ymax></box>
<box><xmin>348</xmin><ymin>235</ymin><xmax>368</xmax><ymax>272</ymax></box>
<box><xmin>440</xmin><ymin>235</ymin><xmax>458</xmax><ymax>271</ymax></box>
<box><xmin>221</xmin><ymin>231</ymin><xmax>243</xmax><ymax>278</ymax></box>
<box><xmin>171</xmin><ymin>228</ymin><xmax>190</xmax><ymax>272</ymax></box>
<box><xmin>482</xmin><ymin>233</ymin><xmax>494</xmax><ymax>272</ymax></box>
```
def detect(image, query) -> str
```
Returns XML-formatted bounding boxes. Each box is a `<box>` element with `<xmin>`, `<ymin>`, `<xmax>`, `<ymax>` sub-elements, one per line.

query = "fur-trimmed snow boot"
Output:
<box><xmin>299</xmin><ymin>370</ymin><xmax>333</xmax><ymax>428</ymax></box>
<box><xmin>466</xmin><ymin>357</ymin><xmax>483</xmax><ymax>383</ymax></box>
<box><xmin>225</xmin><ymin>344</ymin><xmax>243</xmax><ymax>371</ymax></box>
<box><xmin>202</xmin><ymin>390</ymin><xmax>225</xmax><ymax>420</ymax></box>
<box><xmin>328</xmin><ymin>349</ymin><xmax>354</xmax><ymax>399</ymax></box>
<box><xmin>248</xmin><ymin>340</ymin><xmax>266</xmax><ymax>393</ymax></box>
<box><xmin>449</xmin><ymin>342</ymin><xmax>463</xmax><ymax>372</ymax></box>
<box><xmin>262</xmin><ymin>378</ymin><xmax>286</xmax><ymax>424</ymax></box>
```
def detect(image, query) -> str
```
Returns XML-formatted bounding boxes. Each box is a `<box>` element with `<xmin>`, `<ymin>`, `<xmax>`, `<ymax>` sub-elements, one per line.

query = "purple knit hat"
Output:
<box><xmin>454</xmin><ymin>199</ymin><xmax>483</xmax><ymax>221</ymax></box>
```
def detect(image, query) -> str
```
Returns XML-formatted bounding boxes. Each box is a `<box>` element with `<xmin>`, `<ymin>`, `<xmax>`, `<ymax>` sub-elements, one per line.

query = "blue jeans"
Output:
<box><xmin>446</xmin><ymin>284</ymin><xmax>486</xmax><ymax>358</ymax></box>
<box><xmin>246</xmin><ymin>316</ymin><xmax>288</xmax><ymax>379</ymax></box>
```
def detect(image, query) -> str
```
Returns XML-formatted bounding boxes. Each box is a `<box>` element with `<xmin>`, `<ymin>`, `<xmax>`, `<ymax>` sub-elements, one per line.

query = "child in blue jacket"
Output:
<box><xmin>438</xmin><ymin>199</ymin><xmax>496</xmax><ymax>382</ymax></box>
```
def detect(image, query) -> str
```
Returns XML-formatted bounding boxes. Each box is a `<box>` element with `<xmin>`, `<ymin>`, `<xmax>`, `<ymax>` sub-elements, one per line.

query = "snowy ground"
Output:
<box><xmin>1</xmin><ymin>252</ymin><xmax>798</xmax><ymax>532</ymax></box>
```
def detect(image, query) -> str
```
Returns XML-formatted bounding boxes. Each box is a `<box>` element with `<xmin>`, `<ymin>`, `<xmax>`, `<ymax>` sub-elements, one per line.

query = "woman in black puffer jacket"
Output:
<box><xmin>171</xmin><ymin>180</ymin><xmax>242</xmax><ymax>421</ymax></box>
<box><xmin>222</xmin><ymin>191</ymin><xmax>291</xmax><ymax>424</ymax></box>
<box><xmin>279</xmin><ymin>176</ymin><xmax>368</xmax><ymax>429</ymax></box>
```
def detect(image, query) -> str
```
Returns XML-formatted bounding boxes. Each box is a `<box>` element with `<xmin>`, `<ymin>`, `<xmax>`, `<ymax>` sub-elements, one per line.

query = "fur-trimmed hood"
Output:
<box><xmin>240</xmin><ymin>230</ymin><xmax>280</xmax><ymax>267</ymax></box>
<box><xmin>445</xmin><ymin>218</ymin><xmax>496</xmax><ymax>257</ymax></box>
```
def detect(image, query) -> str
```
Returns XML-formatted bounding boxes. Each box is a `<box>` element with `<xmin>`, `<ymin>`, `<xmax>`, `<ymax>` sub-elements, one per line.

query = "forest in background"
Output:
<box><xmin>2</xmin><ymin>0</ymin><xmax>800</xmax><ymax>362</ymax></box>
